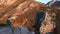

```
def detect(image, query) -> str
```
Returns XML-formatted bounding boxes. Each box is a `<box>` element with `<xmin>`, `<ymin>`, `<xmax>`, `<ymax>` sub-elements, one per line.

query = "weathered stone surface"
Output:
<box><xmin>0</xmin><ymin>0</ymin><xmax>60</xmax><ymax>34</ymax></box>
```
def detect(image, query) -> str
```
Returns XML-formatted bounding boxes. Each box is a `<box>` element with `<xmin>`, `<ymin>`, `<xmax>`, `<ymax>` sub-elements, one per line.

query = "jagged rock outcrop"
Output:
<box><xmin>47</xmin><ymin>0</ymin><xmax>60</xmax><ymax>34</ymax></box>
<box><xmin>0</xmin><ymin>0</ymin><xmax>60</xmax><ymax>34</ymax></box>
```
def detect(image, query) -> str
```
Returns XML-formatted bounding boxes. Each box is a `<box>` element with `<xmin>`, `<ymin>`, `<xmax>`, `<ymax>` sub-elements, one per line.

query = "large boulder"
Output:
<box><xmin>47</xmin><ymin>0</ymin><xmax>60</xmax><ymax>34</ymax></box>
<box><xmin>0</xmin><ymin>0</ymin><xmax>60</xmax><ymax>34</ymax></box>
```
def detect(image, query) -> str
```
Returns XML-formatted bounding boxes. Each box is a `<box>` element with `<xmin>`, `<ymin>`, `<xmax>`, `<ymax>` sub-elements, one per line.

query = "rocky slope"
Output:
<box><xmin>0</xmin><ymin>0</ymin><xmax>60</xmax><ymax>34</ymax></box>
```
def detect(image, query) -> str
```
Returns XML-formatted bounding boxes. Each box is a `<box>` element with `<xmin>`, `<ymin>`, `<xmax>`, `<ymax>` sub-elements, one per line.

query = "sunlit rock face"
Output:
<box><xmin>0</xmin><ymin>0</ymin><xmax>60</xmax><ymax>34</ymax></box>
<box><xmin>0</xmin><ymin>0</ymin><xmax>27</xmax><ymax>24</ymax></box>
<box><xmin>0</xmin><ymin>0</ymin><xmax>45</xmax><ymax>25</ymax></box>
